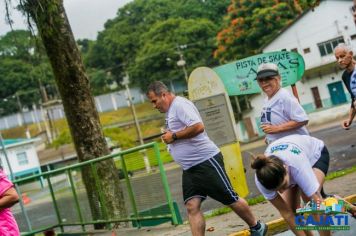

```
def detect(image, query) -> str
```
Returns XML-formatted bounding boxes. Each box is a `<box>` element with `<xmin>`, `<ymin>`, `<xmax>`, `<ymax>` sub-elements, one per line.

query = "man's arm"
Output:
<box><xmin>342</xmin><ymin>106</ymin><xmax>356</xmax><ymax>130</ymax></box>
<box><xmin>161</xmin><ymin>122</ymin><xmax>204</xmax><ymax>144</ymax></box>
<box><xmin>270</xmin><ymin>194</ymin><xmax>307</xmax><ymax>236</ymax></box>
<box><xmin>261</xmin><ymin>120</ymin><xmax>308</xmax><ymax>134</ymax></box>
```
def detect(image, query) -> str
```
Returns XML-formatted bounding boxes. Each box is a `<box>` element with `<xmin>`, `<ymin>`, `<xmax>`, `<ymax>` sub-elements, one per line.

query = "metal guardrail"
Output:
<box><xmin>13</xmin><ymin>142</ymin><xmax>180</xmax><ymax>235</ymax></box>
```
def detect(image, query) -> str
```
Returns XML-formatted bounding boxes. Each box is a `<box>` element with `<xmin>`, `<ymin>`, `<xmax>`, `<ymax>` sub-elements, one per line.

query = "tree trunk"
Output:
<box><xmin>21</xmin><ymin>0</ymin><xmax>127</xmax><ymax>228</ymax></box>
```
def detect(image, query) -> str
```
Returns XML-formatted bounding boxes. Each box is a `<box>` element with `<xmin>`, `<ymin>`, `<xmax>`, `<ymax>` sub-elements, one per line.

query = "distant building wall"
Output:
<box><xmin>0</xmin><ymin>87</ymin><xmax>145</xmax><ymax>130</ymax></box>
<box><xmin>0</xmin><ymin>140</ymin><xmax>41</xmax><ymax>179</ymax></box>
<box><xmin>0</xmin><ymin>81</ymin><xmax>186</xmax><ymax>131</ymax></box>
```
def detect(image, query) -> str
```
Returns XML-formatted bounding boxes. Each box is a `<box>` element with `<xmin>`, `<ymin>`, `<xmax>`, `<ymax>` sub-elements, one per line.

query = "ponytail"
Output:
<box><xmin>251</xmin><ymin>154</ymin><xmax>286</xmax><ymax>190</ymax></box>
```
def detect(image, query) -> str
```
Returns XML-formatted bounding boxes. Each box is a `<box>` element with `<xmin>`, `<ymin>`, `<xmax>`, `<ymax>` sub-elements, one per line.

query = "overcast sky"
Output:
<box><xmin>0</xmin><ymin>0</ymin><xmax>132</xmax><ymax>39</ymax></box>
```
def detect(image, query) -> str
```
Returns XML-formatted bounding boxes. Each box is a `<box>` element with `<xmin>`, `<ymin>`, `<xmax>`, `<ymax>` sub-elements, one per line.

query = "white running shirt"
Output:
<box><xmin>255</xmin><ymin>134</ymin><xmax>324</xmax><ymax>200</ymax></box>
<box><xmin>166</xmin><ymin>96</ymin><xmax>219</xmax><ymax>170</ymax></box>
<box><xmin>260</xmin><ymin>88</ymin><xmax>309</xmax><ymax>143</ymax></box>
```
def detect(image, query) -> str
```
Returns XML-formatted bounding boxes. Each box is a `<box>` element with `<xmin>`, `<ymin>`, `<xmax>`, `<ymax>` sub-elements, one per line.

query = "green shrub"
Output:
<box><xmin>49</xmin><ymin>129</ymin><xmax>72</xmax><ymax>149</ymax></box>
<box><xmin>104</xmin><ymin>127</ymin><xmax>136</xmax><ymax>149</ymax></box>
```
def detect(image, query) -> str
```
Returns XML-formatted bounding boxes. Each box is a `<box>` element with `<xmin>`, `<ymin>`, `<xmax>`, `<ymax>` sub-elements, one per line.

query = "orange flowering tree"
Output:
<box><xmin>215</xmin><ymin>0</ymin><xmax>320</xmax><ymax>63</ymax></box>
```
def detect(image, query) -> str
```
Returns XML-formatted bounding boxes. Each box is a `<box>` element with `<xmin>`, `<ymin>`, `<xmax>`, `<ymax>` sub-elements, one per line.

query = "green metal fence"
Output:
<box><xmin>11</xmin><ymin>142</ymin><xmax>181</xmax><ymax>235</ymax></box>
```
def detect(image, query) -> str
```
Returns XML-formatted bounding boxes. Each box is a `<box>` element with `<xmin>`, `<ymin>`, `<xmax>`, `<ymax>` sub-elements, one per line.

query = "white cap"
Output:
<box><xmin>255</xmin><ymin>63</ymin><xmax>279</xmax><ymax>80</ymax></box>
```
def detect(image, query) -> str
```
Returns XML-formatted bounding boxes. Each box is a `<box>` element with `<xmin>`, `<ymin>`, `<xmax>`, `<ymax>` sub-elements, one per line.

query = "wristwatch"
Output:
<box><xmin>172</xmin><ymin>133</ymin><xmax>178</xmax><ymax>141</ymax></box>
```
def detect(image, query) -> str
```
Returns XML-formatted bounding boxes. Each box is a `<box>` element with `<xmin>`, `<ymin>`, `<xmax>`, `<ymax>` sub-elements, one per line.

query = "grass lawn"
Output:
<box><xmin>2</xmin><ymin>101</ymin><xmax>174</xmax><ymax>170</ymax></box>
<box><xmin>1</xmin><ymin>102</ymin><xmax>161</xmax><ymax>140</ymax></box>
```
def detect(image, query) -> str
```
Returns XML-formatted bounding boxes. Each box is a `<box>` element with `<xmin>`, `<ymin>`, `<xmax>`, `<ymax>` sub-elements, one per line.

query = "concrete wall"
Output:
<box><xmin>0</xmin><ymin>142</ymin><xmax>41</xmax><ymax>178</ymax></box>
<box><xmin>264</xmin><ymin>0</ymin><xmax>356</xmax><ymax>69</ymax></box>
<box><xmin>0</xmin><ymin>88</ymin><xmax>145</xmax><ymax>130</ymax></box>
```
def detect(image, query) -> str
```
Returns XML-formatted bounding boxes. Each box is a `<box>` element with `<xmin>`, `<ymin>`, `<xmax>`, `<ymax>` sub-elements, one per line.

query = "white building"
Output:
<box><xmin>237</xmin><ymin>0</ymin><xmax>356</xmax><ymax>141</ymax></box>
<box><xmin>0</xmin><ymin>138</ymin><xmax>42</xmax><ymax>180</ymax></box>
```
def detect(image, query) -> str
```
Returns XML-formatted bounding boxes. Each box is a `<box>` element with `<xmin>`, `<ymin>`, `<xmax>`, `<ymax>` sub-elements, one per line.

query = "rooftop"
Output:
<box><xmin>0</xmin><ymin>138</ymin><xmax>38</xmax><ymax>149</ymax></box>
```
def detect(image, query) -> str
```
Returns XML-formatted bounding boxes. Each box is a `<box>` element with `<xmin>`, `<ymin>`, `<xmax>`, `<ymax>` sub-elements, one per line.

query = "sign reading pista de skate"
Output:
<box><xmin>213</xmin><ymin>51</ymin><xmax>305</xmax><ymax>95</ymax></box>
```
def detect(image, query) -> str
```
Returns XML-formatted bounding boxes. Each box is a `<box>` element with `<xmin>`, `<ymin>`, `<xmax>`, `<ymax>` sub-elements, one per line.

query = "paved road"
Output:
<box><xmin>14</xmin><ymin>123</ymin><xmax>356</xmax><ymax>232</ymax></box>
<box><xmin>14</xmin><ymin>172</ymin><xmax>172</xmax><ymax>231</ymax></box>
<box><xmin>166</xmin><ymin>123</ymin><xmax>356</xmax><ymax>220</ymax></box>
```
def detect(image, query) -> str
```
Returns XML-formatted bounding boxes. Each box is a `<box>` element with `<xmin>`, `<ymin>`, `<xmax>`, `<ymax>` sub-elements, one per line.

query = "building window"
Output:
<box><xmin>317</xmin><ymin>37</ymin><xmax>344</xmax><ymax>56</ymax></box>
<box><xmin>303</xmin><ymin>48</ymin><xmax>310</xmax><ymax>54</ymax></box>
<box><xmin>351</xmin><ymin>34</ymin><xmax>356</xmax><ymax>40</ymax></box>
<box><xmin>17</xmin><ymin>152</ymin><xmax>29</xmax><ymax>166</ymax></box>
<box><xmin>291</xmin><ymin>48</ymin><xmax>298</xmax><ymax>53</ymax></box>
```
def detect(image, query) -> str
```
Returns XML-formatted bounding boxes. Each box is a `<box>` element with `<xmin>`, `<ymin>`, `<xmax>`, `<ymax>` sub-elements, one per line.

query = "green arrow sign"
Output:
<box><xmin>213</xmin><ymin>51</ymin><xmax>305</xmax><ymax>96</ymax></box>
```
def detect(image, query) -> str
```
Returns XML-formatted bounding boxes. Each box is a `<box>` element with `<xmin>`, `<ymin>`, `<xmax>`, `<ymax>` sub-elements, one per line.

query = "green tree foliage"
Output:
<box><xmin>86</xmin><ymin>68</ymin><xmax>114</xmax><ymax>95</ymax></box>
<box><xmin>0</xmin><ymin>30</ymin><xmax>56</xmax><ymax>114</ymax></box>
<box><xmin>1</xmin><ymin>0</ymin><xmax>322</xmax><ymax>102</ymax></box>
<box><xmin>0</xmin><ymin>58</ymin><xmax>33</xmax><ymax>113</ymax></box>
<box><xmin>0</xmin><ymin>30</ymin><xmax>34</xmax><ymax>61</ymax></box>
<box><xmin>1</xmin><ymin>1</ymin><xmax>230</xmax><ymax>100</ymax></box>
<box><xmin>104</xmin><ymin>127</ymin><xmax>135</xmax><ymax>149</ymax></box>
<box><xmin>85</xmin><ymin>0</ymin><xmax>230</xmax><ymax>90</ymax></box>
<box><xmin>50</xmin><ymin>129</ymin><xmax>73</xmax><ymax>149</ymax></box>
<box><xmin>133</xmin><ymin>18</ymin><xmax>218</xmax><ymax>88</ymax></box>
<box><xmin>214</xmin><ymin>0</ymin><xmax>320</xmax><ymax>62</ymax></box>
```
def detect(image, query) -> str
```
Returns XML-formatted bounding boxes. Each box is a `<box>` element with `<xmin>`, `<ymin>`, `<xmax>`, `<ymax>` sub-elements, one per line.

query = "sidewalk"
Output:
<box><xmin>87</xmin><ymin>116</ymin><xmax>353</xmax><ymax>236</ymax></box>
<box><xmin>107</xmin><ymin>116</ymin><xmax>353</xmax><ymax>236</ymax></box>
<box><xmin>108</xmin><ymin>168</ymin><xmax>356</xmax><ymax>236</ymax></box>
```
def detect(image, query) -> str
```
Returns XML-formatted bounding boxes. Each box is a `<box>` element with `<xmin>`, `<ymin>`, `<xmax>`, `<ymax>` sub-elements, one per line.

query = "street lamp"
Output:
<box><xmin>166</xmin><ymin>44</ymin><xmax>189</xmax><ymax>85</ymax></box>
<box><xmin>121</xmin><ymin>73</ymin><xmax>151</xmax><ymax>173</ymax></box>
<box><xmin>177</xmin><ymin>53</ymin><xmax>188</xmax><ymax>83</ymax></box>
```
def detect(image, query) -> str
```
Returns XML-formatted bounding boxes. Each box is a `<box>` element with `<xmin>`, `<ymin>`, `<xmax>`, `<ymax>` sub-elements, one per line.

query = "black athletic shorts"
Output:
<box><xmin>312</xmin><ymin>146</ymin><xmax>330</xmax><ymax>176</ymax></box>
<box><xmin>182</xmin><ymin>152</ymin><xmax>239</xmax><ymax>205</ymax></box>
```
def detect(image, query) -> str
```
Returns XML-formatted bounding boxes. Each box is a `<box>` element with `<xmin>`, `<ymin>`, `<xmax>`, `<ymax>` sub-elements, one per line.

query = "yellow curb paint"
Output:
<box><xmin>229</xmin><ymin>194</ymin><xmax>356</xmax><ymax>236</ymax></box>
<box><xmin>345</xmin><ymin>194</ymin><xmax>356</xmax><ymax>203</ymax></box>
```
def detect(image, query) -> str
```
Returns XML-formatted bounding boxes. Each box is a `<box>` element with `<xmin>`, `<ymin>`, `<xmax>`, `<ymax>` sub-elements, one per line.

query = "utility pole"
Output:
<box><xmin>122</xmin><ymin>73</ymin><xmax>151</xmax><ymax>173</ymax></box>
<box><xmin>15</xmin><ymin>92</ymin><xmax>31</xmax><ymax>138</ymax></box>
<box><xmin>39</xmin><ymin>80</ymin><xmax>49</xmax><ymax>103</ymax></box>
<box><xmin>39</xmin><ymin>82</ymin><xmax>60</xmax><ymax>143</ymax></box>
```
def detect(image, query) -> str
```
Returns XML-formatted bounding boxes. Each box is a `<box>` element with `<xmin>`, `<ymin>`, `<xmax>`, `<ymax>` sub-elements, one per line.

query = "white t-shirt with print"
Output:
<box><xmin>166</xmin><ymin>96</ymin><xmax>219</xmax><ymax>170</ymax></box>
<box><xmin>255</xmin><ymin>134</ymin><xmax>324</xmax><ymax>200</ymax></box>
<box><xmin>260</xmin><ymin>88</ymin><xmax>309</xmax><ymax>144</ymax></box>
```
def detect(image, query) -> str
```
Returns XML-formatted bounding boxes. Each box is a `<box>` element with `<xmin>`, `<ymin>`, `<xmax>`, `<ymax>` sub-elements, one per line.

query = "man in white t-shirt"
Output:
<box><xmin>256</xmin><ymin>63</ymin><xmax>309</xmax><ymax>144</ymax></box>
<box><xmin>252</xmin><ymin>134</ymin><xmax>331</xmax><ymax>236</ymax></box>
<box><xmin>147</xmin><ymin>81</ymin><xmax>267</xmax><ymax>236</ymax></box>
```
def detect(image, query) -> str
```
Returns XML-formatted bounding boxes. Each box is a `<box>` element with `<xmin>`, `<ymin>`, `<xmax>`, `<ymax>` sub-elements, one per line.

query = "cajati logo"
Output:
<box><xmin>295</xmin><ymin>197</ymin><xmax>351</xmax><ymax>230</ymax></box>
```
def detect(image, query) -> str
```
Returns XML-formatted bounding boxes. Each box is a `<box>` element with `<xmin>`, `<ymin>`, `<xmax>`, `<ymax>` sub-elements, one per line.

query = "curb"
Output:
<box><xmin>228</xmin><ymin>194</ymin><xmax>356</xmax><ymax>236</ymax></box>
